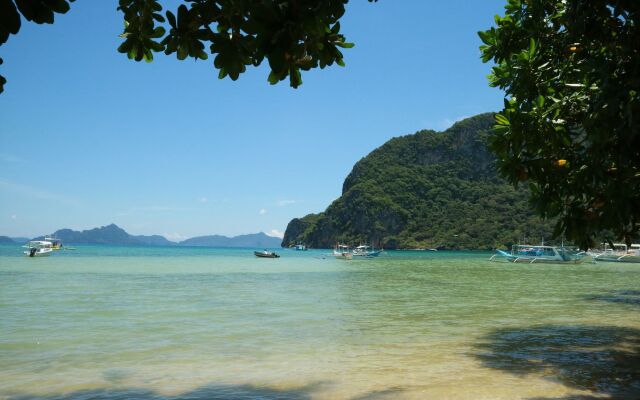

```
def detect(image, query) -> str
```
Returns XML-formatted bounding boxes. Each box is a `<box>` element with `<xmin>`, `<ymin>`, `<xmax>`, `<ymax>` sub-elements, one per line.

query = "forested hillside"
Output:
<box><xmin>282</xmin><ymin>113</ymin><xmax>555</xmax><ymax>249</ymax></box>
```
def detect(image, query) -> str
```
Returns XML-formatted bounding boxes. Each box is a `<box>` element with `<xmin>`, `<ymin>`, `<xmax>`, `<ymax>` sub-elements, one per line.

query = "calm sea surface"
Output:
<box><xmin>1</xmin><ymin>245</ymin><xmax>639</xmax><ymax>399</ymax></box>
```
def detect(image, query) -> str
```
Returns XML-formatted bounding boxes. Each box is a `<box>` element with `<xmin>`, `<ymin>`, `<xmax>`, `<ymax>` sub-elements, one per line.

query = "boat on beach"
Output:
<box><xmin>490</xmin><ymin>244</ymin><xmax>592</xmax><ymax>264</ymax></box>
<box><xmin>589</xmin><ymin>243</ymin><xmax>640</xmax><ymax>263</ymax></box>
<box><xmin>254</xmin><ymin>250</ymin><xmax>280</xmax><ymax>258</ymax></box>
<box><xmin>22</xmin><ymin>241</ymin><xmax>54</xmax><ymax>257</ymax></box>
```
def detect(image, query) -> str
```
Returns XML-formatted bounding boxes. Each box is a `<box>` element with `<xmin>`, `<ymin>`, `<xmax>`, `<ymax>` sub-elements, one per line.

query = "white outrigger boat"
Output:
<box><xmin>352</xmin><ymin>245</ymin><xmax>382</xmax><ymax>257</ymax></box>
<box><xmin>589</xmin><ymin>243</ymin><xmax>640</xmax><ymax>263</ymax></box>
<box><xmin>333</xmin><ymin>244</ymin><xmax>353</xmax><ymax>259</ymax></box>
<box><xmin>22</xmin><ymin>240</ymin><xmax>54</xmax><ymax>257</ymax></box>
<box><xmin>490</xmin><ymin>245</ymin><xmax>592</xmax><ymax>264</ymax></box>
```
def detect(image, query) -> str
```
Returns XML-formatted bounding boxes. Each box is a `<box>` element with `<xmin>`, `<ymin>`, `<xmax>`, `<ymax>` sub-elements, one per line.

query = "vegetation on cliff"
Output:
<box><xmin>282</xmin><ymin>113</ymin><xmax>555</xmax><ymax>250</ymax></box>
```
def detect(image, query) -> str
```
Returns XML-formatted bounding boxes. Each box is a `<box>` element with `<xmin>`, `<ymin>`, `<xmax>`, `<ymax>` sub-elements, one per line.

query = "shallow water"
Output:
<box><xmin>1</xmin><ymin>245</ymin><xmax>639</xmax><ymax>399</ymax></box>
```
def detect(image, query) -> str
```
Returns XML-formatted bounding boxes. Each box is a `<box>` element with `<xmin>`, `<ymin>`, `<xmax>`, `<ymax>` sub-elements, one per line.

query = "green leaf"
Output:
<box><xmin>151</xmin><ymin>26</ymin><xmax>165</xmax><ymax>39</ymax></box>
<box><xmin>528</xmin><ymin>38</ymin><xmax>536</xmax><ymax>59</ymax></box>
<box><xmin>267</xmin><ymin>71</ymin><xmax>279</xmax><ymax>85</ymax></box>
<box><xmin>0</xmin><ymin>0</ymin><xmax>21</xmax><ymax>40</ymax></box>
<box><xmin>336</xmin><ymin>41</ymin><xmax>354</xmax><ymax>49</ymax></box>
<box><xmin>495</xmin><ymin>113</ymin><xmax>510</xmax><ymax>126</ymax></box>
<box><xmin>166</xmin><ymin>10</ymin><xmax>176</xmax><ymax>29</ymax></box>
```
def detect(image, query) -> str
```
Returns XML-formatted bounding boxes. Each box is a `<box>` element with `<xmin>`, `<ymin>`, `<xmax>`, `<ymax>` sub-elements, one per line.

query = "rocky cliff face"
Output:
<box><xmin>282</xmin><ymin>113</ymin><xmax>555</xmax><ymax>249</ymax></box>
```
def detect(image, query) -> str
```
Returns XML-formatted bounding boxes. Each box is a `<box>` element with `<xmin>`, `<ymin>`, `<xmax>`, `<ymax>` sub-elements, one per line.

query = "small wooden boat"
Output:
<box><xmin>254</xmin><ymin>250</ymin><xmax>280</xmax><ymax>258</ymax></box>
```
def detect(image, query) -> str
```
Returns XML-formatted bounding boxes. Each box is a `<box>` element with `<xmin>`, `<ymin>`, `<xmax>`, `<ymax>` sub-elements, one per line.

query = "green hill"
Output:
<box><xmin>282</xmin><ymin>113</ymin><xmax>555</xmax><ymax>250</ymax></box>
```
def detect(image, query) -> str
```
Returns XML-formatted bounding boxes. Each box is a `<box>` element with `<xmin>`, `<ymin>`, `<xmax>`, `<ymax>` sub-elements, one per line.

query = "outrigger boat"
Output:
<box><xmin>490</xmin><ymin>244</ymin><xmax>592</xmax><ymax>264</ymax></box>
<box><xmin>352</xmin><ymin>245</ymin><xmax>382</xmax><ymax>257</ymax></box>
<box><xmin>254</xmin><ymin>250</ymin><xmax>280</xmax><ymax>258</ymax></box>
<box><xmin>589</xmin><ymin>243</ymin><xmax>640</xmax><ymax>263</ymax></box>
<box><xmin>333</xmin><ymin>244</ymin><xmax>353</xmax><ymax>259</ymax></box>
<box><xmin>22</xmin><ymin>241</ymin><xmax>54</xmax><ymax>257</ymax></box>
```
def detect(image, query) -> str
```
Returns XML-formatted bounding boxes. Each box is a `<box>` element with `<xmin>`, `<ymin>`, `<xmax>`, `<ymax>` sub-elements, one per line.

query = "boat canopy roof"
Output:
<box><xmin>24</xmin><ymin>240</ymin><xmax>53</xmax><ymax>247</ymax></box>
<box><xmin>513</xmin><ymin>245</ymin><xmax>563</xmax><ymax>250</ymax></box>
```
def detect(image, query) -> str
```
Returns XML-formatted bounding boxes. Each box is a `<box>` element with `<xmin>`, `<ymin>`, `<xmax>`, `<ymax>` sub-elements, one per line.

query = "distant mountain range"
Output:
<box><xmin>180</xmin><ymin>233</ymin><xmax>282</xmax><ymax>248</ymax></box>
<box><xmin>2</xmin><ymin>224</ymin><xmax>282</xmax><ymax>248</ymax></box>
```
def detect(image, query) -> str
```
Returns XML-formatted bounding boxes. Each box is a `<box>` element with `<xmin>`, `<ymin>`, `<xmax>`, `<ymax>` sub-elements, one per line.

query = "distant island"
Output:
<box><xmin>0</xmin><ymin>236</ymin><xmax>15</xmax><ymax>245</ymax></box>
<box><xmin>282</xmin><ymin>113</ymin><xmax>555</xmax><ymax>250</ymax></box>
<box><xmin>7</xmin><ymin>224</ymin><xmax>283</xmax><ymax>248</ymax></box>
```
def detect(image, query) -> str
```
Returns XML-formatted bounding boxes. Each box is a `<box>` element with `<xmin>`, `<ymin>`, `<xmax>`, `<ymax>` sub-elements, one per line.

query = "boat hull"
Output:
<box><xmin>491</xmin><ymin>249</ymin><xmax>591</xmax><ymax>264</ymax></box>
<box><xmin>254</xmin><ymin>251</ymin><xmax>280</xmax><ymax>258</ymax></box>
<box><xmin>353</xmin><ymin>250</ymin><xmax>382</xmax><ymax>257</ymax></box>
<box><xmin>23</xmin><ymin>249</ymin><xmax>52</xmax><ymax>257</ymax></box>
<box><xmin>333</xmin><ymin>252</ymin><xmax>353</xmax><ymax>260</ymax></box>
<box><xmin>500</xmin><ymin>256</ymin><xmax>588</xmax><ymax>264</ymax></box>
<box><xmin>592</xmin><ymin>254</ymin><xmax>640</xmax><ymax>263</ymax></box>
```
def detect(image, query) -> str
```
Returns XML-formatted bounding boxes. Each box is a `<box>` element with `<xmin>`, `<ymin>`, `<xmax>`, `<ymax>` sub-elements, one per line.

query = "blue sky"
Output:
<box><xmin>0</xmin><ymin>1</ymin><xmax>505</xmax><ymax>240</ymax></box>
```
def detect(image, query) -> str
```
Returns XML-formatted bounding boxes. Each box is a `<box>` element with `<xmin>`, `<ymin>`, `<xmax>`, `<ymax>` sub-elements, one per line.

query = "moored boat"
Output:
<box><xmin>589</xmin><ymin>243</ymin><xmax>640</xmax><ymax>263</ymax></box>
<box><xmin>352</xmin><ymin>245</ymin><xmax>382</xmax><ymax>257</ymax></box>
<box><xmin>254</xmin><ymin>250</ymin><xmax>280</xmax><ymax>258</ymax></box>
<box><xmin>333</xmin><ymin>244</ymin><xmax>353</xmax><ymax>259</ymax></box>
<box><xmin>22</xmin><ymin>241</ymin><xmax>54</xmax><ymax>257</ymax></box>
<box><xmin>293</xmin><ymin>243</ymin><xmax>308</xmax><ymax>251</ymax></box>
<box><xmin>490</xmin><ymin>244</ymin><xmax>592</xmax><ymax>264</ymax></box>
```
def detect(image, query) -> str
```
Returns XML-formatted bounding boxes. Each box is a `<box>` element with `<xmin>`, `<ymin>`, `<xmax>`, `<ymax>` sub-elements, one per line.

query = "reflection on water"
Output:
<box><xmin>0</xmin><ymin>246</ymin><xmax>639</xmax><ymax>399</ymax></box>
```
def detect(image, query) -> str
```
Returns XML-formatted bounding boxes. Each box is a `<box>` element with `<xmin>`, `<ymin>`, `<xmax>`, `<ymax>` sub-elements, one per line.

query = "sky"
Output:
<box><xmin>0</xmin><ymin>0</ymin><xmax>506</xmax><ymax>240</ymax></box>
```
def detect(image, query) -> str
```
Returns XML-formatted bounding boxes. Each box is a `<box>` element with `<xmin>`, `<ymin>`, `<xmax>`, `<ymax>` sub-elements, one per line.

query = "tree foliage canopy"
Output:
<box><xmin>479</xmin><ymin>0</ymin><xmax>640</xmax><ymax>249</ymax></box>
<box><xmin>0</xmin><ymin>0</ymin><xmax>374</xmax><ymax>93</ymax></box>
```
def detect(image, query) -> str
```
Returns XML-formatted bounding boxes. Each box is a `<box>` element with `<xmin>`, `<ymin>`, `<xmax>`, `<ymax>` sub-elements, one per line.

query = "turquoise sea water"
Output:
<box><xmin>1</xmin><ymin>245</ymin><xmax>639</xmax><ymax>399</ymax></box>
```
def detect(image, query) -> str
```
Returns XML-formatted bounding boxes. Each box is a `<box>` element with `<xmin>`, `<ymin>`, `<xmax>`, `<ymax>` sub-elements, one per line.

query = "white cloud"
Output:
<box><xmin>269</xmin><ymin>229</ymin><xmax>284</xmax><ymax>238</ymax></box>
<box><xmin>259</xmin><ymin>209</ymin><xmax>267</xmax><ymax>215</ymax></box>
<box><xmin>277</xmin><ymin>199</ymin><xmax>296</xmax><ymax>207</ymax></box>
<box><xmin>422</xmin><ymin>115</ymin><xmax>471</xmax><ymax>131</ymax></box>
<box><xmin>441</xmin><ymin>115</ymin><xmax>470</xmax><ymax>129</ymax></box>
<box><xmin>10</xmin><ymin>214</ymin><xmax>17</xmax><ymax>220</ymax></box>
<box><xmin>163</xmin><ymin>232</ymin><xmax>187</xmax><ymax>242</ymax></box>
<box><xmin>199</xmin><ymin>197</ymin><xmax>208</xmax><ymax>203</ymax></box>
